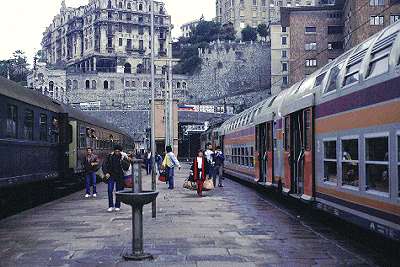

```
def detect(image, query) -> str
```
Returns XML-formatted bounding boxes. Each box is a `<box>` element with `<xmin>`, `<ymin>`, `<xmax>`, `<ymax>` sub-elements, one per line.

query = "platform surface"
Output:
<box><xmin>0</xmin><ymin>164</ymin><xmax>375</xmax><ymax>266</ymax></box>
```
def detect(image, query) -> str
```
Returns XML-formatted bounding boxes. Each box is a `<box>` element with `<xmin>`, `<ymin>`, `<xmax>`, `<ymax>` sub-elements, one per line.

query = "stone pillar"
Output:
<box><xmin>93</xmin><ymin>57</ymin><xmax>97</xmax><ymax>71</ymax></box>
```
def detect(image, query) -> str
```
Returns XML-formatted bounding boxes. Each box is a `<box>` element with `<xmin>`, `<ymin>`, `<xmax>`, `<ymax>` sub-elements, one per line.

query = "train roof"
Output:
<box><xmin>0</xmin><ymin>77</ymin><xmax>130</xmax><ymax>137</ymax></box>
<box><xmin>0</xmin><ymin>77</ymin><xmax>62</xmax><ymax>113</ymax></box>
<box><xmin>221</xmin><ymin>20</ymin><xmax>400</xmax><ymax>135</ymax></box>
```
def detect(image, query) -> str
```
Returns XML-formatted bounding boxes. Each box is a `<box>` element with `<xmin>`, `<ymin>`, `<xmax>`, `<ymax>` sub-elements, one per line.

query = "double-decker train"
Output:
<box><xmin>0</xmin><ymin>77</ymin><xmax>134</xmax><ymax>188</ymax></box>
<box><xmin>206</xmin><ymin>21</ymin><xmax>400</xmax><ymax>241</ymax></box>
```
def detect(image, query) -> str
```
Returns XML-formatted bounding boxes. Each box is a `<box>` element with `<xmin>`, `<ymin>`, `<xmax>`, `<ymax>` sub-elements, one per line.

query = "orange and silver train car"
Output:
<box><xmin>220</xmin><ymin>21</ymin><xmax>400</xmax><ymax>241</ymax></box>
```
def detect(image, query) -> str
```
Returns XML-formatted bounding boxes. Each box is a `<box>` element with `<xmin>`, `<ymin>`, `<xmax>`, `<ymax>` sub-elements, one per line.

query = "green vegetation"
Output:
<box><xmin>173</xmin><ymin>21</ymin><xmax>236</xmax><ymax>75</ymax></box>
<box><xmin>0</xmin><ymin>50</ymin><xmax>30</xmax><ymax>85</ymax></box>
<box><xmin>241</xmin><ymin>26</ymin><xmax>258</xmax><ymax>42</ymax></box>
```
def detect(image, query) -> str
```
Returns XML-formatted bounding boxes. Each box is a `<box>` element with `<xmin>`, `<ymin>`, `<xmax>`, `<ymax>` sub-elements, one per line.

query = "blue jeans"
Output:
<box><xmin>167</xmin><ymin>167</ymin><xmax>174</xmax><ymax>189</ymax></box>
<box><xmin>108</xmin><ymin>177</ymin><xmax>124</xmax><ymax>208</ymax></box>
<box><xmin>146</xmin><ymin>162</ymin><xmax>152</xmax><ymax>175</ymax></box>
<box><xmin>85</xmin><ymin>172</ymin><xmax>97</xmax><ymax>194</ymax></box>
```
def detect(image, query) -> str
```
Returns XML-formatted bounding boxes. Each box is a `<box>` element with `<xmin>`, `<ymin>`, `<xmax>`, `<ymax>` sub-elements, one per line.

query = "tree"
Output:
<box><xmin>241</xmin><ymin>26</ymin><xmax>257</xmax><ymax>42</ymax></box>
<box><xmin>257</xmin><ymin>24</ymin><xmax>269</xmax><ymax>41</ymax></box>
<box><xmin>0</xmin><ymin>50</ymin><xmax>30</xmax><ymax>84</ymax></box>
<box><xmin>220</xmin><ymin>23</ymin><xmax>236</xmax><ymax>41</ymax></box>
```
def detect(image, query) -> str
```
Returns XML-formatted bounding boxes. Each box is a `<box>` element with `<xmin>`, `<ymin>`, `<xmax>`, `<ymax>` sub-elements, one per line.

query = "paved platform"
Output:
<box><xmin>0</xmin><ymin>164</ymin><xmax>373</xmax><ymax>267</ymax></box>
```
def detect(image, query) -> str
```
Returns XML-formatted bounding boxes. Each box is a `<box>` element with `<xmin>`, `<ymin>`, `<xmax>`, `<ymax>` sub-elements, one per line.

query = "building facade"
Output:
<box><xmin>180</xmin><ymin>18</ymin><xmax>202</xmax><ymax>38</ymax></box>
<box><xmin>282</xmin><ymin>5</ymin><xmax>344</xmax><ymax>85</ymax></box>
<box><xmin>343</xmin><ymin>0</ymin><xmax>400</xmax><ymax>50</ymax></box>
<box><xmin>270</xmin><ymin>23</ymin><xmax>290</xmax><ymax>95</ymax></box>
<box><xmin>28</xmin><ymin>0</ymin><xmax>190</xmax><ymax>112</ymax></box>
<box><xmin>216</xmin><ymin>0</ymin><xmax>270</xmax><ymax>37</ymax></box>
<box><xmin>269</xmin><ymin>0</ymin><xmax>317</xmax><ymax>23</ymax></box>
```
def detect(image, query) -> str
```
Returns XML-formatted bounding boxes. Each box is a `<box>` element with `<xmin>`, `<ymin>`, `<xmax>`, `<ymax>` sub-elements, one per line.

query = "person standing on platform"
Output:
<box><xmin>163</xmin><ymin>145</ymin><xmax>181</xmax><ymax>189</ymax></box>
<box><xmin>146</xmin><ymin>149</ymin><xmax>152</xmax><ymax>175</ymax></box>
<box><xmin>103</xmin><ymin>145</ymin><xmax>125</xmax><ymax>212</ymax></box>
<box><xmin>155</xmin><ymin>153</ymin><xmax>163</xmax><ymax>174</ymax></box>
<box><xmin>213</xmin><ymin>146</ymin><xmax>225</xmax><ymax>187</ymax></box>
<box><xmin>191</xmin><ymin>150</ymin><xmax>208</xmax><ymax>197</ymax></box>
<box><xmin>83</xmin><ymin>147</ymin><xmax>99</xmax><ymax>198</ymax></box>
<box><xmin>204</xmin><ymin>143</ymin><xmax>215</xmax><ymax>183</ymax></box>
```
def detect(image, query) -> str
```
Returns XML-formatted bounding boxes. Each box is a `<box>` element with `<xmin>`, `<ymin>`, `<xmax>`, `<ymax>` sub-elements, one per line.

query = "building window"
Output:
<box><xmin>85</xmin><ymin>80</ymin><xmax>90</xmax><ymax>89</ymax></box>
<box><xmin>366</xmin><ymin>135</ymin><xmax>389</xmax><ymax>193</ymax></box>
<box><xmin>127</xmin><ymin>2</ymin><xmax>131</xmax><ymax>9</ymax></box>
<box><xmin>305</xmin><ymin>59</ymin><xmax>317</xmax><ymax>67</ymax></box>
<box><xmin>124</xmin><ymin>63</ymin><xmax>132</xmax><ymax>73</ymax></box>
<box><xmin>139</xmin><ymin>3</ymin><xmax>143</xmax><ymax>11</ymax></box>
<box><xmin>369</xmin><ymin>0</ymin><xmax>384</xmax><ymax>6</ymax></box>
<box><xmin>342</xmin><ymin>138</ymin><xmax>359</xmax><ymax>188</ymax></box>
<box><xmin>370</xmin><ymin>15</ymin><xmax>384</xmax><ymax>25</ymax></box>
<box><xmin>282</xmin><ymin>76</ymin><xmax>288</xmax><ymax>86</ymax></box>
<box><xmin>119</xmin><ymin>38</ymin><xmax>123</xmax><ymax>46</ymax></box>
<box><xmin>281</xmin><ymin>50</ymin><xmax>287</xmax><ymax>58</ymax></box>
<box><xmin>328</xmin><ymin>41</ymin><xmax>343</xmax><ymax>50</ymax></box>
<box><xmin>6</xmin><ymin>104</ymin><xmax>18</xmax><ymax>139</ymax></box>
<box><xmin>305</xmin><ymin>42</ymin><xmax>317</xmax><ymax>51</ymax></box>
<box><xmin>305</xmin><ymin>26</ymin><xmax>316</xmax><ymax>34</ymax></box>
<box><xmin>23</xmin><ymin>109</ymin><xmax>34</xmax><ymax>140</ymax></box>
<box><xmin>282</xmin><ymin>26</ymin><xmax>287</xmax><ymax>32</ymax></box>
<box><xmin>73</xmin><ymin>80</ymin><xmax>78</xmax><ymax>90</ymax></box>
<box><xmin>126</xmin><ymin>81</ymin><xmax>130</xmax><ymax>87</ymax></box>
<box><xmin>118</xmin><ymin>2</ymin><xmax>123</xmax><ymax>8</ymax></box>
<box><xmin>39</xmin><ymin>114</ymin><xmax>48</xmax><ymax>141</ymax></box>
<box><xmin>92</xmin><ymin>80</ymin><xmax>97</xmax><ymax>90</ymax></box>
<box><xmin>327</xmin><ymin>25</ymin><xmax>343</xmax><ymax>34</ymax></box>
<box><xmin>127</xmin><ymin>39</ymin><xmax>132</xmax><ymax>49</ymax></box>
<box><xmin>323</xmin><ymin>140</ymin><xmax>337</xmax><ymax>184</ymax></box>
<box><xmin>110</xmin><ymin>81</ymin><xmax>115</xmax><ymax>89</ymax></box>
<box><xmin>104</xmin><ymin>80</ymin><xmax>109</xmax><ymax>89</ymax></box>
<box><xmin>182</xmin><ymin>82</ymin><xmax>187</xmax><ymax>89</ymax></box>
<box><xmin>390</xmin><ymin>15</ymin><xmax>400</xmax><ymax>24</ymax></box>
<box><xmin>281</xmin><ymin>36</ymin><xmax>287</xmax><ymax>45</ymax></box>
<box><xmin>282</xmin><ymin>62</ymin><xmax>288</xmax><ymax>72</ymax></box>
<box><xmin>143</xmin><ymin>81</ymin><xmax>148</xmax><ymax>87</ymax></box>
<box><xmin>108</xmin><ymin>37</ymin><xmax>113</xmax><ymax>48</ymax></box>
<box><xmin>66</xmin><ymin>80</ymin><xmax>72</xmax><ymax>90</ymax></box>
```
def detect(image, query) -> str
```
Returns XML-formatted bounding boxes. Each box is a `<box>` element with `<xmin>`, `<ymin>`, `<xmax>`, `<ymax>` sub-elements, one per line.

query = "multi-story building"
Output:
<box><xmin>180</xmin><ymin>17</ymin><xmax>203</xmax><ymax>38</ymax></box>
<box><xmin>28</xmin><ymin>0</ymin><xmax>190</xmax><ymax>111</ymax></box>
<box><xmin>216</xmin><ymin>0</ymin><xmax>270</xmax><ymax>37</ymax></box>
<box><xmin>269</xmin><ymin>0</ymin><xmax>317</xmax><ymax>23</ymax></box>
<box><xmin>270</xmin><ymin>23</ymin><xmax>290</xmax><ymax>95</ymax></box>
<box><xmin>343</xmin><ymin>0</ymin><xmax>400</xmax><ymax>50</ymax></box>
<box><xmin>281</xmin><ymin>4</ymin><xmax>345</xmax><ymax>85</ymax></box>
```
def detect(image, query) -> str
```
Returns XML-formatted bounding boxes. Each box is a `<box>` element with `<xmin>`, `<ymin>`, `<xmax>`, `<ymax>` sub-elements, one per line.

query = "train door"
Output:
<box><xmin>283</xmin><ymin>116</ymin><xmax>291</xmax><ymax>193</ymax></box>
<box><xmin>266</xmin><ymin>121</ymin><xmax>274</xmax><ymax>185</ymax></box>
<box><xmin>284</xmin><ymin>108</ymin><xmax>314</xmax><ymax>198</ymax></box>
<box><xmin>256</xmin><ymin>123</ymin><xmax>267</xmax><ymax>183</ymax></box>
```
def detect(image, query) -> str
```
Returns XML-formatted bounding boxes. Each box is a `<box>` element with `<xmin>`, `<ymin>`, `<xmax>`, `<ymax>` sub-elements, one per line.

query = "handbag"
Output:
<box><xmin>203</xmin><ymin>179</ymin><xmax>214</xmax><ymax>191</ymax></box>
<box><xmin>158</xmin><ymin>170</ymin><xmax>167</xmax><ymax>182</ymax></box>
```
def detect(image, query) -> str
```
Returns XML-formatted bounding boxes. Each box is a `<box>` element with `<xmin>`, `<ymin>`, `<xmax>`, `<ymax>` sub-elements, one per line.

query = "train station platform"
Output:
<box><xmin>0</xmin><ymin>164</ymin><xmax>372</xmax><ymax>267</ymax></box>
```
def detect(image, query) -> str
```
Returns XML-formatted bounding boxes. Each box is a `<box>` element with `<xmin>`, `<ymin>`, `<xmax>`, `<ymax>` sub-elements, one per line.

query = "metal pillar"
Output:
<box><xmin>150</xmin><ymin>0</ymin><xmax>157</xmax><ymax>218</ymax></box>
<box><xmin>168</xmin><ymin>35</ymin><xmax>174</xmax><ymax>149</ymax></box>
<box><xmin>164</xmin><ymin>70</ymin><xmax>169</xmax><ymax>146</ymax></box>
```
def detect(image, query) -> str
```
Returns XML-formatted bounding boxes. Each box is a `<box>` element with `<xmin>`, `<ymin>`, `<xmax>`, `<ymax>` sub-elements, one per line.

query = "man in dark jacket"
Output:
<box><xmin>212</xmin><ymin>146</ymin><xmax>225</xmax><ymax>187</ymax></box>
<box><xmin>83</xmin><ymin>147</ymin><xmax>99</xmax><ymax>198</ymax></box>
<box><xmin>103</xmin><ymin>145</ymin><xmax>125</xmax><ymax>212</ymax></box>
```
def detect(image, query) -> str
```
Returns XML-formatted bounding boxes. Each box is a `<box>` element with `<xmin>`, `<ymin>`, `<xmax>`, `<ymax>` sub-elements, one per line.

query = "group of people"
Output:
<box><xmin>82</xmin><ymin>142</ymin><xmax>225</xmax><ymax>210</ymax></box>
<box><xmin>83</xmin><ymin>145</ymin><xmax>134</xmax><ymax>212</ymax></box>
<box><xmin>190</xmin><ymin>143</ymin><xmax>225</xmax><ymax>197</ymax></box>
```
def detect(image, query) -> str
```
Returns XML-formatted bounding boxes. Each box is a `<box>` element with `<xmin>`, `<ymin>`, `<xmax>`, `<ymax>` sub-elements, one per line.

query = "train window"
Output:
<box><xmin>325</xmin><ymin>62</ymin><xmax>344</xmax><ymax>93</ymax></box>
<box><xmin>241</xmin><ymin>147</ymin><xmax>245</xmax><ymax>165</ymax></box>
<box><xmin>367</xmin><ymin>46</ymin><xmax>392</xmax><ymax>79</ymax></box>
<box><xmin>304</xmin><ymin>110</ymin><xmax>312</xmax><ymax>151</ymax></box>
<box><xmin>397</xmin><ymin>135</ymin><xmax>399</xmax><ymax>197</ymax></box>
<box><xmin>267</xmin><ymin>123</ymin><xmax>272</xmax><ymax>151</ymax></box>
<box><xmin>343</xmin><ymin>61</ymin><xmax>362</xmax><ymax>87</ymax></box>
<box><xmin>323</xmin><ymin>140</ymin><xmax>337</xmax><ymax>184</ymax></box>
<box><xmin>365</xmin><ymin>136</ymin><xmax>389</xmax><ymax>193</ymax></box>
<box><xmin>23</xmin><ymin>109</ymin><xmax>34</xmax><ymax>140</ymax></box>
<box><xmin>341</xmin><ymin>139</ymin><xmax>359</xmax><ymax>188</ymax></box>
<box><xmin>245</xmin><ymin>147</ymin><xmax>249</xmax><ymax>166</ymax></box>
<box><xmin>39</xmin><ymin>114</ymin><xmax>48</xmax><ymax>141</ymax></box>
<box><xmin>250</xmin><ymin>147</ymin><xmax>254</xmax><ymax>167</ymax></box>
<box><xmin>314</xmin><ymin>72</ymin><xmax>326</xmax><ymax>88</ymax></box>
<box><xmin>6</xmin><ymin>104</ymin><xmax>18</xmax><ymax>139</ymax></box>
<box><xmin>79</xmin><ymin>127</ymin><xmax>86</xmax><ymax>148</ymax></box>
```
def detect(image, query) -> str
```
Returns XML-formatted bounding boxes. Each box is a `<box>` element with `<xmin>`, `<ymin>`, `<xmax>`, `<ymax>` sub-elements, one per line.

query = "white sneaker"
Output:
<box><xmin>93</xmin><ymin>194</ymin><xmax>97</xmax><ymax>198</ymax></box>
<box><xmin>85</xmin><ymin>194</ymin><xmax>90</xmax><ymax>198</ymax></box>
<box><xmin>115</xmin><ymin>208</ymin><xmax>120</xmax><ymax>211</ymax></box>
<box><xmin>107</xmin><ymin>207</ymin><xmax>113</xmax><ymax>212</ymax></box>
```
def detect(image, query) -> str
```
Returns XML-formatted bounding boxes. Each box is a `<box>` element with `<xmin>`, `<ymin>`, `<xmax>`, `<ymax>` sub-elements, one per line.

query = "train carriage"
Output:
<box><xmin>220</xmin><ymin>21</ymin><xmax>400</xmax><ymax>241</ymax></box>
<box><xmin>0</xmin><ymin>77</ymin><xmax>133</xmax><ymax>188</ymax></box>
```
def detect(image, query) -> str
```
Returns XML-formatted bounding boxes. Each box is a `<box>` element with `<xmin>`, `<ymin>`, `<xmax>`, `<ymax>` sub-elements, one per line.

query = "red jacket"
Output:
<box><xmin>191</xmin><ymin>157</ymin><xmax>208</xmax><ymax>182</ymax></box>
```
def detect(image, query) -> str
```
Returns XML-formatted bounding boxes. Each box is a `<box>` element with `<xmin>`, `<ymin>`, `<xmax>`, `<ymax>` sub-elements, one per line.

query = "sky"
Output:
<box><xmin>0</xmin><ymin>0</ymin><xmax>214</xmax><ymax>65</ymax></box>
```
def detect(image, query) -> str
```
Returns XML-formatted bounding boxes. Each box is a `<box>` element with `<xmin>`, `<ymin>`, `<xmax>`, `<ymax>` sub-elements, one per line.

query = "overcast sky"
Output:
<box><xmin>0</xmin><ymin>0</ymin><xmax>214</xmax><ymax>65</ymax></box>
